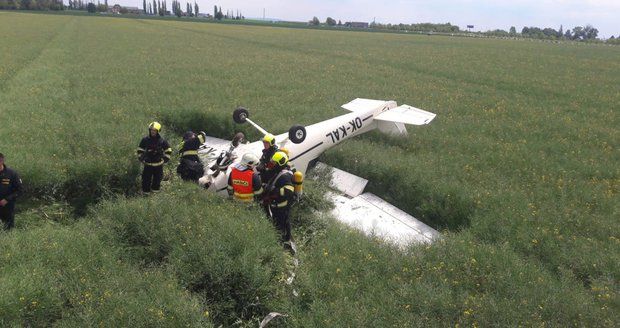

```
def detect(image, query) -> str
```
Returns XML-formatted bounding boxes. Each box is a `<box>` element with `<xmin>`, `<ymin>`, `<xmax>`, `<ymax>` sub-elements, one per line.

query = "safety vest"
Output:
<box><xmin>230</xmin><ymin>168</ymin><xmax>255</xmax><ymax>202</ymax></box>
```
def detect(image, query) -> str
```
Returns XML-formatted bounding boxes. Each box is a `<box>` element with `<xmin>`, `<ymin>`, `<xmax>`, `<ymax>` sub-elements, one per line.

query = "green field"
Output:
<box><xmin>1</xmin><ymin>11</ymin><xmax>618</xmax><ymax>326</ymax></box>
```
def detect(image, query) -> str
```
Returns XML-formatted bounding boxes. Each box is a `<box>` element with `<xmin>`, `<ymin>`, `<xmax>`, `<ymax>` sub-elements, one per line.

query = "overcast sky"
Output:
<box><xmin>118</xmin><ymin>0</ymin><xmax>619</xmax><ymax>38</ymax></box>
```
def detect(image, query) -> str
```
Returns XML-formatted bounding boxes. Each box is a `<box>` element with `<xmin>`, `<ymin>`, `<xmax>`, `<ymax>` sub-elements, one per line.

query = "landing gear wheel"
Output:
<box><xmin>289</xmin><ymin>125</ymin><xmax>306</xmax><ymax>144</ymax></box>
<box><xmin>233</xmin><ymin>107</ymin><xmax>249</xmax><ymax>124</ymax></box>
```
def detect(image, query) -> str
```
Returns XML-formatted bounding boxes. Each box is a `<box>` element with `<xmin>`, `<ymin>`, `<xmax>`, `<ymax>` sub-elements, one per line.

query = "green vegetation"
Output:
<box><xmin>0</xmin><ymin>11</ymin><xmax>618</xmax><ymax>326</ymax></box>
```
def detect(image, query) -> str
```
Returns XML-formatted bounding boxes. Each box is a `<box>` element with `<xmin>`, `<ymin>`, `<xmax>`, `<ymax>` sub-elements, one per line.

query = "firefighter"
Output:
<box><xmin>227</xmin><ymin>153</ymin><xmax>262</xmax><ymax>202</ymax></box>
<box><xmin>258</xmin><ymin>133</ymin><xmax>279</xmax><ymax>181</ymax></box>
<box><xmin>0</xmin><ymin>153</ymin><xmax>22</xmax><ymax>231</ymax></box>
<box><xmin>263</xmin><ymin>151</ymin><xmax>296</xmax><ymax>253</ymax></box>
<box><xmin>136</xmin><ymin>122</ymin><xmax>172</xmax><ymax>194</ymax></box>
<box><xmin>275</xmin><ymin>147</ymin><xmax>304</xmax><ymax>200</ymax></box>
<box><xmin>176</xmin><ymin>130</ymin><xmax>206</xmax><ymax>182</ymax></box>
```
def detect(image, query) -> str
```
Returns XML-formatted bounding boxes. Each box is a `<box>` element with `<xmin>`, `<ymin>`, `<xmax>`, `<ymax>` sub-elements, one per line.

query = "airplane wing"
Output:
<box><xmin>314</xmin><ymin>162</ymin><xmax>440</xmax><ymax>247</ymax></box>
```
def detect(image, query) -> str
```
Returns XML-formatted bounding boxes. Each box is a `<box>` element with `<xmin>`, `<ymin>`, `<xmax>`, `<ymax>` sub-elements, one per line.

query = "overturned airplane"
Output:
<box><xmin>198</xmin><ymin>98</ymin><xmax>440</xmax><ymax>247</ymax></box>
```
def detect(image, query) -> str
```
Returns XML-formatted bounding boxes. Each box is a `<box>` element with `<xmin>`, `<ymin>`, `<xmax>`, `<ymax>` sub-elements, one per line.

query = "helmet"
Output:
<box><xmin>262</xmin><ymin>133</ymin><xmax>276</xmax><ymax>146</ymax></box>
<box><xmin>240</xmin><ymin>153</ymin><xmax>259</xmax><ymax>167</ymax></box>
<box><xmin>271</xmin><ymin>151</ymin><xmax>289</xmax><ymax>167</ymax></box>
<box><xmin>279</xmin><ymin>147</ymin><xmax>289</xmax><ymax>156</ymax></box>
<box><xmin>148</xmin><ymin>122</ymin><xmax>162</xmax><ymax>133</ymax></box>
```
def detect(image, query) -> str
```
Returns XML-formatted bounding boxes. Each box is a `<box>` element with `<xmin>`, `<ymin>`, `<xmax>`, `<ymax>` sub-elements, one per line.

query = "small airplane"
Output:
<box><xmin>198</xmin><ymin>98</ymin><xmax>440</xmax><ymax>246</ymax></box>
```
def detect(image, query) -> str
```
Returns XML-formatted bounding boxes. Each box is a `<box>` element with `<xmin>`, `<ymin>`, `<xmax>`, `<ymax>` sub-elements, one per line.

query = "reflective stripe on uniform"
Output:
<box><xmin>137</xmin><ymin>147</ymin><xmax>145</xmax><ymax>153</ymax></box>
<box><xmin>164</xmin><ymin>148</ymin><xmax>172</xmax><ymax>159</ymax></box>
<box><xmin>254</xmin><ymin>187</ymin><xmax>263</xmax><ymax>195</ymax></box>
<box><xmin>182</xmin><ymin>150</ymin><xmax>199</xmax><ymax>156</ymax></box>
<box><xmin>279</xmin><ymin>185</ymin><xmax>294</xmax><ymax>196</ymax></box>
<box><xmin>144</xmin><ymin>160</ymin><xmax>164</xmax><ymax>166</ymax></box>
<box><xmin>276</xmin><ymin>200</ymin><xmax>288</xmax><ymax>208</ymax></box>
<box><xmin>233</xmin><ymin>192</ymin><xmax>253</xmax><ymax>201</ymax></box>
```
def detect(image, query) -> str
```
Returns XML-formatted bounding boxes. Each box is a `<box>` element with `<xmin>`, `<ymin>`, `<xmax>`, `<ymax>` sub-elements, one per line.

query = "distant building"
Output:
<box><xmin>125</xmin><ymin>6</ymin><xmax>142</xmax><ymax>14</ymax></box>
<box><xmin>110</xmin><ymin>5</ymin><xmax>142</xmax><ymax>15</ymax></box>
<box><xmin>345</xmin><ymin>22</ymin><xmax>369</xmax><ymax>29</ymax></box>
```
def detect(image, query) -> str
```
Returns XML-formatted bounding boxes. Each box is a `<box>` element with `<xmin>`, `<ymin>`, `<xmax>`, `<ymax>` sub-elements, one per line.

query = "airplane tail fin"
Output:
<box><xmin>342</xmin><ymin>98</ymin><xmax>436</xmax><ymax>136</ymax></box>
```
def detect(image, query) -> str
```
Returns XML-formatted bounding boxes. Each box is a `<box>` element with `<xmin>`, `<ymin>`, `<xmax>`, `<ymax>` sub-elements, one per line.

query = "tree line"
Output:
<box><xmin>212</xmin><ymin>5</ymin><xmax>243</xmax><ymax>20</ymax></box>
<box><xmin>309</xmin><ymin>17</ymin><xmax>460</xmax><ymax>33</ymax></box>
<box><xmin>308</xmin><ymin>16</ymin><xmax>617</xmax><ymax>44</ymax></box>
<box><xmin>485</xmin><ymin>24</ymin><xmax>600</xmax><ymax>41</ymax></box>
<box><xmin>0</xmin><ymin>0</ymin><xmax>64</xmax><ymax>10</ymax></box>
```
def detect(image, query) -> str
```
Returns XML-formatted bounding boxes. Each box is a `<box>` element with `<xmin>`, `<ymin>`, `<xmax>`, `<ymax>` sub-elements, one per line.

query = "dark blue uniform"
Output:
<box><xmin>264</xmin><ymin>168</ymin><xmax>295</xmax><ymax>242</ymax></box>
<box><xmin>176</xmin><ymin>132</ymin><xmax>205</xmax><ymax>182</ymax></box>
<box><xmin>0</xmin><ymin>165</ymin><xmax>22</xmax><ymax>230</ymax></box>
<box><xmin>137</xmin><ymin>134</ymin><xmax>172</xmax><ymax>193</ymax></box>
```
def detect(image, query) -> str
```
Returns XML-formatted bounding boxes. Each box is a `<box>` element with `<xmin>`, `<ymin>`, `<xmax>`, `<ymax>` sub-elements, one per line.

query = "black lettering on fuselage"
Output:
<box><xmin>326</xmin><ymin>116</ymin><xmax>364</xmax><ymax>144</ymax></box>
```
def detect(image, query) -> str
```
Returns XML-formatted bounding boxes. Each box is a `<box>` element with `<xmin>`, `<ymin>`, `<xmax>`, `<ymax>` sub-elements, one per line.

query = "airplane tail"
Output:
<box><xmin>341</xmin><ymin>98</ymin><xmax>436</xmax><ymax>136</ymax></box>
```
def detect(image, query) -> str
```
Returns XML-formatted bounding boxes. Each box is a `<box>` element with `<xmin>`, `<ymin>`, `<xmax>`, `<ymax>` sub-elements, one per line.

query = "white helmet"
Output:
<box><xmin>240</xmin><ymin>153</ymin><xmax>259</xmax><ymax>167</ymax></box>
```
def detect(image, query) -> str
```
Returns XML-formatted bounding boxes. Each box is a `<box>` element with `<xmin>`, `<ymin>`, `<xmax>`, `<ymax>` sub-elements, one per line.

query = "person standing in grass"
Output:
<box><xmin>263</xmin><ymin>151</ymin><xmax>297</xmax><ymax>254</ymax></box>
<box><xmin>136</xmin><ymin>122</ymin><xmax>172</xmax><ymax>194</ymax></box>
<box><xmin>0</xmin><ymin>153</ymin><xmax>22</xmax><ymax>231</ymax></box>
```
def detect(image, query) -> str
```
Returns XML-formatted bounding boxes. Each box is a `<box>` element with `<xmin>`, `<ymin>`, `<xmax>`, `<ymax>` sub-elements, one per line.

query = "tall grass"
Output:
<box><xmin>1</xmin><ymin>11</ymin><xmax>618</xmax><ymax>325</ymax></box>
<box><xmin>92</xmin><ymin>183</ymin><xmax>291</xmax><ymax>326</ymax></box>
<box><xmin>0</xmin><ymin>221</ymin><xmax>210</xmax><ymax>326</ymax></box>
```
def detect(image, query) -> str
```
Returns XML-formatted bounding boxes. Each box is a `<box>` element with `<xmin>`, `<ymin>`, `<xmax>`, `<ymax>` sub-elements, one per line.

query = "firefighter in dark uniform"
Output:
<box><xmin>257</xmin><ymin>133</ymin><xmax>279</xmax><ymax>181</ymax></box>
<box><xmin>263</xmin><ymin>151</ymin><xmax>296</xmax><ymax>253</ymax></box>
<box><xmin>136</xmin><ymin>122</ymin><xmax>172</xmax><ymax>194</ymax></box>
<box><xmin>0</xmin><ymin>153</ymin><xmax>22</xmax><ymax>231</ymax></box>
<box><xmin>176</xmin><ymin>130</ymin><xmax>206</xmax><ymax>182</ymax></box>
<box><xmin>227</xmin><ymin>153</ymin><xmax>263</xmax><ymax>202</ymax></box>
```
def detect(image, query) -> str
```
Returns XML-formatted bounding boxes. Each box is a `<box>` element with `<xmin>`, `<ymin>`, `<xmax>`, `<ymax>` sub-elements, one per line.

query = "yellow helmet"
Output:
<box><xmin>271</xmin><ymin>151</ymin><xmax>289</xmax><ymax>167</ymax></box>
<box><xmin>148</xmin><ymin>121</ymin><xmax>162</xmax><ymax>133</ymax></box>
<box><xmin>262</xmin><ymin>133</ymin><xmax>276</xmax><ymax>146</ymax></box>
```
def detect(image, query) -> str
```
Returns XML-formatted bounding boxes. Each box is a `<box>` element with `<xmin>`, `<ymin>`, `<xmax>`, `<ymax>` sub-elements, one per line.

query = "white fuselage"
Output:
<box><xmin>199</xmin><ymin>103</ymin><xmax>393</xmax><ymax>195</ymax></box>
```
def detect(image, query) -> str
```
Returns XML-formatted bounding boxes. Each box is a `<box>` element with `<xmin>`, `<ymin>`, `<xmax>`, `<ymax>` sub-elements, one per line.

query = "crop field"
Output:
<box><xmin>1</xmin><ymin>11</ymin><xmax>618</xmax><ymax>326</ymax></box>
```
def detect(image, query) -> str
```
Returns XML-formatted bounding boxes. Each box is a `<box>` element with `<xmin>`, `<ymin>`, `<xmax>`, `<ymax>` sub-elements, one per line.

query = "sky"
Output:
<box><xmin>118</xmin><ymin>0</ymin><xmax>619</xmax><ymax>38</ymax></box>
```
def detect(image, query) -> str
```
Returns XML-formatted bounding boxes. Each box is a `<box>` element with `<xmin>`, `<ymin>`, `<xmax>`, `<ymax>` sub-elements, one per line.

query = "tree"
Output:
<box><xmin>564</xmin><ymin>29</ymin><xmax>572</xmax><ymax>39</ymax></box>
<box><xmin>152</xmin><ymin>0</ymin><xmax>156</xmax><ymax>15</ymax></box>
<box><xmin>584</xmin><ymin>24</ymin><xmax>598</xmax><ymax>40</ymax></box>
<box><xmin>558</xmin><ymin>25</ymin><xmax>563</xmax><ymax>38</ymax></box>
<box><xmin>213</xmin><ymin>6</ymin><xmax>224</xmax><ymax>20</ymax></box>
<box><xmin>87</xmin><ymin>2</ymin><xmax>96</xmax><ymax>12</ymax></box>
<box><xmin>310</xmin><ymin>16</ymin><xmax>320</xmax><ymax>26</ymax></box>
<box><xmin>542</xmin><ymin>28</ymin><xmax>558</xmax><ymax>39</ymax></box>
<box><xmin>509</xmin><ymin>26</ymin><xmax>516</xmax><ymax>36</ymax></box>
<box><xmin>572</xmin><ymin>26</ymin><xmax>584</xmax><ymax>40</ymax></box>
<box><xmin>143</xmin><ymin>0</ymin><xmax>146</xmax><ymax>13</ymax></box>
<box><xmin>325</xmin><ymin>17</ymin><xmax>336</xmax><ymax>26</ymax></box>
<box><xmin>521</xmin><ymin>26</ymin><xmax>529</xmax><ymax>35</ymax></box>
<box><xmin>194</xmin><ymin>1</ymin><xmax>198</xmax><ymax>16</ymax></box>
